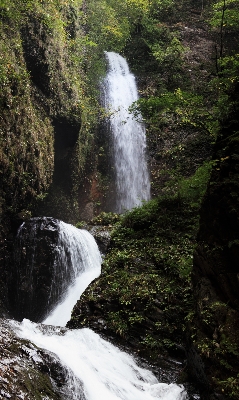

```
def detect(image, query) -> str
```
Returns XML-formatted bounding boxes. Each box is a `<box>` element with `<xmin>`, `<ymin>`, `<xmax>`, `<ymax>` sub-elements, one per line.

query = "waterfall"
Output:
<box><xmin>10</xmin><ymin>220</ymin><xmax>187</xmax><ymax>399</ymax></box>
<box><xmin>102</xmin><ymin>51</ymin><xmax>151</xmax><ymax>213</ymax></box>
<box><xmin>11</xmin><ymin>217</ymin><xmax>101</xmax><ymax>324</ymax></box>
<box><xmin>43</xmin><ymin>222</ymin><xmax>102</xmax><ymax>326</ymax></box>
<box><xmin>11</xmin><ymin>319</ymin><xmax>187</xmax><ymax>400</ymax></box>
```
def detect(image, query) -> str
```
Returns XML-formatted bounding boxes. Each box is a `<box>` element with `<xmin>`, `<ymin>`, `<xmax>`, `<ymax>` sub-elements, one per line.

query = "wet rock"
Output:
<box><xmin>89</xmin><ymin>225</ymin><xmax>111</xmax><ymax>253</ymax></box>
<box><xmin>185</xmin><ymin>334</ymin><xmax>212</xmax><ymax>400</ymax></box>
<box><xmin>8</xmin><ymin>217</ymin><xmax>69</xmax><ymax>322</ymax></box>
<box><xmin>81</xmin><ymin>202</ymin><xmax>94</xmax><ymax>222</ymax></box>
<box><xmin>0</xmin><ymin>319</ymin><xmax>64</xmax><ymax>399</ymax></box>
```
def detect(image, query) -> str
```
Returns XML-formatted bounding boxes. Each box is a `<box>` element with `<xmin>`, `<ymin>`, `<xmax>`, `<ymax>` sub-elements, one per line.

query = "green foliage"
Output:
<box><xmin>75</xmin><ymin>221</ymin><xmax>85</xmax><ymax>229</ymax></box>
<box><xmin>150</xmin><ymin>0</ymin><xmax>175</xmax><ymax>14</ymax></box>
<box><xmin>150</xmin><ymin>36</ymin><xmax>185</xmax><ymax>69</ymax></box>
<box><xmin>121</xmin><ymin>199</ymin><xmax>159</xmax><ymax>230</ymax></box>
<box><xmin>210</xmin><ymin>54</ymin><xmax>239</xmax><ymax>122</ymax></box>
<box><xmin>189</xmin><ymin>289</ymin><xmax>239</xmax><ymax>399</ymax></box>
<box><xmin>85</xmin><ymin>0</ymin><xmax>176</xmax><ymax>54</ymax></box>
<box><xmin>208</xmin><ymin>0</ymin><xmax>239</xmax><ymax>123</ymax></box>
<box><xmin>86</xmin><ymin>0</ymin><xmax>131</xmax><ymax>52</ymax></box>
<box><xmin>131</xmin><ymin>88</ymin><xmax>217</xmax><ymax>136</ymax></box>
<box><xmin>178</xmin><ymin>160</ymin><xmax>213</xmax><ymax>206</ymax></box>
<box><xmin>217</xmin><ymin>375</ymin><xmax>239</xmax><ymax>398</ymax></box>
<box><xmin>108</xmin><ymin>311</ymin><xmax>128</xmax><ymax>337</ymax></box>
<box><xmin>210</xmin><ymin>0</ymin><xmax>239</xmax><ymax>30</ymax></box>
<box><xmin>108</xmin><ymin>0</ymin><xmax>150</xmax><ymax>25</ymax></box>
<box><xmin>90</xmin><ymin>211</ymin><xmax>121</xmax><ymax>225</ymax></box>
<box><xmin>74</xmin><ymin>190</ymin><xmax>197</xmax><ymax>359</ymax></box>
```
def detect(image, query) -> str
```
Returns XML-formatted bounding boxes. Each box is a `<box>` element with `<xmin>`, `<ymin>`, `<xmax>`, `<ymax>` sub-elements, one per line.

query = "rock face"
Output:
<box><xmin>8</xmin><ymin>217</ymin><xmax>64</xmax><ymax>322</ymax></box>
<box><xmin>88</xmin><ymin>225</ymin><xmax>112</xmax><ymax>254</ymax></box>
<box><xmin>0</xmin><ymin>319</ymin><xmax>75</xmax><ymax>399</ymax></box>
<box><xmin>191</xmin><ymin>84</ymin><xmax>239</xmax><ymax>399</ymax></box>
<box><xmin>0</xmin><ymin>2</ymin><xmax>98</xmax><ymax>317</ymax></box>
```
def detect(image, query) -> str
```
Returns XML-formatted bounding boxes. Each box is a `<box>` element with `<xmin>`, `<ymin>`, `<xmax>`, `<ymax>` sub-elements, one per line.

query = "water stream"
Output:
<box><xmin>102</xmin><ymin>52</ymin><xmax>151</xmax><ymax>213</ymax></box>
<box><xmin>10</xmin><ymin>219</ymin><xmax>187</xmax><ymax>400</ymax></box>
<box><xmin>43</xmin><ymin>222</ymin><xmax>102</xmax><ymax>327</ymax></box>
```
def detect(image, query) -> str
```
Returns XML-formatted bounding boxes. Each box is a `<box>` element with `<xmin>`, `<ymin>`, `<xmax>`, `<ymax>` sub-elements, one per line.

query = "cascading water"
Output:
<box><xmin>43</xmin><ymin>221</ymin><xmax>102</xmax><ymax>326</ymax></box>
<box><xmin>9</xmin><ymin>219</ymin><xmax>187</xmax><ymax>399</ymax></box>
<box><xmin>102</xmin><ymin>52</ymin><xmax>151</xmax><ymax>213</ymax></box>
<box><xmin>11</xmin><ymin>217</ymin><xmax>101</xmax><ymax>323</ymax></box>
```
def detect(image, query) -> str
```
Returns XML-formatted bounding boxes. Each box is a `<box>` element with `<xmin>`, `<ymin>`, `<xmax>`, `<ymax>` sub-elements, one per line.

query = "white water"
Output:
<box><xmin>102</xmin><ymin>51</ymin><xmax>151</xmax><ymax>213</ymax></box>
<box><xmin>11</xmin><ymin>320</ymin><xmax>187</xmax><ymax>400</ymax></box>
<box><xmin>43</xmin><ymin>222</ymin><xmax>101</xmax><ymax>326</ymax></box>
<box><xmin>11</xmin><ymin>220</ymin><xmax>187</xmax><ymax>399</ymax></box>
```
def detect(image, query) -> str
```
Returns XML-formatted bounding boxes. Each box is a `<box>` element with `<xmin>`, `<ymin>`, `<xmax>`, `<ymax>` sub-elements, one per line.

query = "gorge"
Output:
<box><xmin>0</xmin><ymin>0</ymin><xmax>239</xmax><ymax>399</ymax></box>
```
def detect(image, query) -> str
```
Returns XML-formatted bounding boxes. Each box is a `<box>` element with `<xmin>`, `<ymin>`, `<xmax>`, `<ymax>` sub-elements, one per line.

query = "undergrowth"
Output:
<box><xmin>70</xmin><ymin>165</ymin><xmax>211</xmax><ymax>361</ymax></box>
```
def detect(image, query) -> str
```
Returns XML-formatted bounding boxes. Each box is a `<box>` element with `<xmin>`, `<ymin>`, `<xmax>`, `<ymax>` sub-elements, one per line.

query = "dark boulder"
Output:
<box><xmin>8</xmin><ymin>217</ymin><xmax>69</xmax><ymax>322</ymax></box>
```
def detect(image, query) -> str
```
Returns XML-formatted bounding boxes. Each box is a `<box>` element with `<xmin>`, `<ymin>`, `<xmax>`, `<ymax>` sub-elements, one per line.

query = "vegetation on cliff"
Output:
<box><xmin>68</xmin><ymin>174</ymin><xmax>208</xmax><ymax>358</ymax></box>
<box><xmin>0</xmin><ymin>0</ymin><xmax>101</xmax><ymax>314</ymax></box>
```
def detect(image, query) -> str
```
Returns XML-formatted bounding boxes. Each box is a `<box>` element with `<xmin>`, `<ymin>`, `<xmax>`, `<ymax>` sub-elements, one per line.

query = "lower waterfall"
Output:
<box><xmin>43</xmin><ymin>221</ymin><xmax>102</xmax><ymax>327</ymax></box>
<box><xmin>10</xmin><ymin>219</ymin><xmax>187</xmax><ymax>400</ymax></box>
<box><xmin>11</xmin><ymin>217</ymin><xmax>101</xmax><ymax>323</ymax></box>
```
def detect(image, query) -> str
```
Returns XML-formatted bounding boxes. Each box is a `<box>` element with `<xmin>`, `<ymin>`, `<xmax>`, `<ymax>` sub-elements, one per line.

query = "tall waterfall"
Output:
<box><xmin>102</xmin><ymin>52</ymin><xmax>151</xmax><ymax>213</ymax></box>
<box><xmin>10</xmin><ymin>220</ymin><xmax>187</xmax><ymax>399</ymax></box>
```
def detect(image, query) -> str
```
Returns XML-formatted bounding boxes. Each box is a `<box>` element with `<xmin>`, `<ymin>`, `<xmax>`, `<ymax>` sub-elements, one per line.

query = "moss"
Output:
<box><xmin>0</xmin><ymin>0</ymin><xmax>104</xmax><ymax>316</ymax></box>
<box><xmin>21</xmin><ymin>368</ymin><xmax>60</xmax><ymax>400</ymax></box>
<box><xmin>0</xmin><ymin>0</ymin><xmax>111</xmax><ymax>228</ymax></box>
<box><xmin>0</xmin><ymin>26</ymin><xmax>54</xmax><ymax>218</ymax></box>
<box><xmin>0</xmin><ymin>326</ymin><xmax>63</xmax><ymax>399</ymax></box>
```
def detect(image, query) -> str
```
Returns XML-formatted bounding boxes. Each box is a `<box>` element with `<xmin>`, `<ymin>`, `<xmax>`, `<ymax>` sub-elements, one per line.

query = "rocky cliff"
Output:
<box><xmin>191</xmin><ymin>83</ymin><xmax>239</xmax><ymax>399</ymax></box>
<box><xmin>0</xmin><ymin>0</ymin><xmax>100</xmax><ymax>314</ymax></box>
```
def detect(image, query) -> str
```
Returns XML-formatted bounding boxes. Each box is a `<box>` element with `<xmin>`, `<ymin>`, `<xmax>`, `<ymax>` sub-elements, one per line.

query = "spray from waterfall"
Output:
<box><xmin>102</xmin><ymin>51</ymin><xmax>151</xmax><ymax>213</ymax></box>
